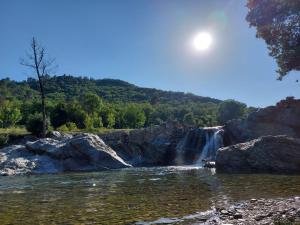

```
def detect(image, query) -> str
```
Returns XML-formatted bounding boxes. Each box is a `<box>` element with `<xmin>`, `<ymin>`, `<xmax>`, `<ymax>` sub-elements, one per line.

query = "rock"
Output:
<box><xmin>224</xmin><ymin>97</ymin><xmax>300</xmax><ymax>145</ymax></box>
<box><xmin>47</xmin><ymin>131</ymin><xmax>73</xmax><ymax>141</ymax></box>
<box><xmin>233</xmin><ymin>214</ymin><xmax>242</xmax><ymax>219</ymax></box>
<box><xmin>221</xmin><ymin>210</ymin><xmax>229</xmax><ymax>215</ymax></box>
<box><xmin>100</xmin><ymin>121</ymin><xmax>189</xmax><ymax>166</ymax></box>
<box><xmin>216</xmin><ymin>135</ymin><xmax>300</xmax><ymax>173</ymax></box>
<box><xmin>203</xmin><ymin>161</ymin><xmax>216</xmax><ymax>168</ymax></box>
<box><xmin>0</xmin><ymin>133</ymin><xmax>131</xmax><ymax>176</ymax></box>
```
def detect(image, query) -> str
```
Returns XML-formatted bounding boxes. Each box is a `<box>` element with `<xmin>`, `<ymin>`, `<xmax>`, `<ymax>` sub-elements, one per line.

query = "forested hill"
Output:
<box><xmin>0</xmin><ymin>75</ymin><xmax>221</xmax><ymax>105</ymax></box>
<box><xmin>0</xmin><ymin>75</ymin><xmax>252</xmax><ymax>130</ymax></box>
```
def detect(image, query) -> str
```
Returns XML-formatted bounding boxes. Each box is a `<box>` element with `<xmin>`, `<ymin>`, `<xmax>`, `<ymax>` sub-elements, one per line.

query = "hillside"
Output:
<box><xmin>0</xmin><ymin>75</ymin><xmax>252</xmax><ymax>131</ymax></box>
<box><xmin>0</xmin><ymin>75</ymin><xmax>221</xmax><ymax>105</ymax></box>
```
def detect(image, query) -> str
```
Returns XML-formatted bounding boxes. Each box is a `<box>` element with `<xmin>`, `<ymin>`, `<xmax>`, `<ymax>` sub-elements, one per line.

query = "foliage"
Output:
<box><xmin>57</xmin><ymin>122</ymin><xmax>78</xmax><ymax>132</ymax></box>
<box><xmin>81</xmin><ymin>93</ymin><xmax>103</xmax><ymax>115</ymax></box>
<box><xmin>183</xmin><ymin>112</ymin><xmax>196</xmax><ymax>126</ymax></box>
<box><xmin>217</xmin><ymin>100</ymin><xmax>247</xmax><ymax>124</ymax></box>
<box><xmin>121</xmin><ymin>104</ymin><xmax>146</xmax><ymax>128</ymax></box>
<box><xmin>246</xmin><ymin>0</ymin><xmax>300</xmax><ymax>79</ymax></box>
<box><xmin>0</xmin><ymin>75</ymin><xmax>253</xmax><ymax>134</ymax></box>
<box><xmin>57</xmin><ymin>124</ymin><xmax>69</xmax><ymax>132</ymax></box>
<box><xmin>26</xmin><ymin>113</ymin><xmax>49</xmax><ymax>137</ymax></box>
<box><xmin>0</xmin><ymin>101</ymin><xmax>22</xmax><ymax>128</ymax></box>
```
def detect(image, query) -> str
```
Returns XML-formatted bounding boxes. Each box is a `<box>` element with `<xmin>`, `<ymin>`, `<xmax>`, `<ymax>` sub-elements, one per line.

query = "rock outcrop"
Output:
<box><xmin>0</xmin><ymin>133</ymin><xmax>131</xmax><ymax>176</ymax></box>
<box><xmin>224</xmin><ymin>97</ymin><xmax>300</xmax><ymax>144</ymax></box>
<box><xmin>216</xmin><ymin>135</ymin><xmax>300</xmax><ymax>173</ymax></box>
<box><xmin>100</xmin><ymin>121</ymin><xmax>189</xmax><ymax>166</ymax></box>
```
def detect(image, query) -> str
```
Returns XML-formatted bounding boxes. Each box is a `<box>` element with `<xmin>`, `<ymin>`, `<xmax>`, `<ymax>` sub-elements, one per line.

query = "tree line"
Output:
<box><xmin>0</xmin><ymin>88</ymin><xmax>255</xmax><ymax>136</ymax></box>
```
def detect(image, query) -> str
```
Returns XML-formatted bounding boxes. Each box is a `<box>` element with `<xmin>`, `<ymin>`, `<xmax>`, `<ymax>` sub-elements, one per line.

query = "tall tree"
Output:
<box><xmin>21</xmin><ymin>37</ymin><xmax>55</xmax><ymax>137</ymax></box>
<box><xmin>246</xmin><ymin>0</ymin><xmax>300</xmax><ymax>79</ymax></box>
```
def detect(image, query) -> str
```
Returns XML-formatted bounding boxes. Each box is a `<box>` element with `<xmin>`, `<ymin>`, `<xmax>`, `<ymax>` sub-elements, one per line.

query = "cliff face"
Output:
<box><xmin>224</xmin><ymin>97</ymin><xmax>300</xmax><ymax>145</ymax></box>
<box><xmin>100</xmin><ymin>121</ymin><xmax>189</xmax><ymax>166</ymax></box>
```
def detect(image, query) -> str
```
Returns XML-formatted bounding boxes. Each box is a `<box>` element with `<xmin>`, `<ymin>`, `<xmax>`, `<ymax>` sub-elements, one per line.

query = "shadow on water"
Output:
<box><xmin>0</xmin><ymin>166</ymin><xmax>300</xmax><ymax>224</ymax></box>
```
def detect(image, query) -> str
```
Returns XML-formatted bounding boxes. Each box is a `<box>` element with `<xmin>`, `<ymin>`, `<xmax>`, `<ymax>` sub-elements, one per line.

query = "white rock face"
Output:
<box><xmin>0</xmin><ymin>133</ymin><xmax>131</xmax><ymax>176</ymax></box>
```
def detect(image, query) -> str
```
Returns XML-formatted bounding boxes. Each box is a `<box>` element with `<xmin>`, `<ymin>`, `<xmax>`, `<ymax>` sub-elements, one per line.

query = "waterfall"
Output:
<box><xmin>175</xmin><ymin>126</ymin><xmax>224</xmax><ymax>165</ymax></box>
<box><xmin>196</xmin><ymin>127</ymin><xmax>224</xmax><ymax>164</ymax></box>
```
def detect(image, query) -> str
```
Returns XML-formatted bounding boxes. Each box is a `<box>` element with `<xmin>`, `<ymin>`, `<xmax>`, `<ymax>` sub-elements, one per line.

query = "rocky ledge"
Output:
<box><xmin>0</xmin><ymin>133</ymin><xmax>131</xmax><ymax>176</ymax></box>
<box><xmin>216</xmin><ymin>135</ymin><xmax>300</xmax><ymax>173</ymax></box>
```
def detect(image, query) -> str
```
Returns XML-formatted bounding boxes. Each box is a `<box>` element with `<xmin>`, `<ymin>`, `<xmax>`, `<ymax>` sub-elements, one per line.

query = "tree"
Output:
<box><xmin>0</xmin><ymin>101</ymin><xmax>22</xmax><ymax>128</ymax></box>
<box><xmin>217</xmin><ymin>100</ymin><xmax>246</xmax><ymax>124</ymax></box>
<box><xmin>26</xmin><ymin>113</ymin><xmax>49</xmax><ymax>137</ymax></box>
<box><xmin>246</xmin><ymin>0</ymin><xmax>300</xmax><ymax>79</ymax></box>
<box><xmin>21</xmin><ymin>37</ymin><xmax>55</xmax><ymax>137</ymax></box>
<box><xmin>183</xmin><ymin>112</ymin><xmax>196</xmax><ymax>126</ymax></box>
<box><xmin>122</xmin><ymin>104</ymin><xmax>146</xmax><ymax>128</ymax></box>
<box><xmin>82</xmin><ymin>93</ymin><xmax>103</xmax><ymax>115</ymax></box>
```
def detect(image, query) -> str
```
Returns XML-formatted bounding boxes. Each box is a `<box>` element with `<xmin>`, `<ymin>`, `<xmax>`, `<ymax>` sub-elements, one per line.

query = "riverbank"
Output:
<box><xmin>140</xmin><ymin>196</ymin><xmax>300</xmax><ymax>225</ymax></box>
<box><xmin>203</xmin><ymin>197</ymin><xmax>300</xmax><ymax>225</ymax></box>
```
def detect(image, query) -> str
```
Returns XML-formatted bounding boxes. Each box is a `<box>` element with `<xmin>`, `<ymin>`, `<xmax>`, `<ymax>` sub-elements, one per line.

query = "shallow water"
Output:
<box><xmin>0</xmin><ymin>166</ymin><xmax>300</xmax><ymax>224</ymax></box>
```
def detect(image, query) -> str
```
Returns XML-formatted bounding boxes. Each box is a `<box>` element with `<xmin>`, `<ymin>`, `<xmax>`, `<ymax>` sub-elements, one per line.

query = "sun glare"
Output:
<box><xmin>193</xmin><ymin>32</ymin><xmax>213</xmax><ymax>51</ymax></box>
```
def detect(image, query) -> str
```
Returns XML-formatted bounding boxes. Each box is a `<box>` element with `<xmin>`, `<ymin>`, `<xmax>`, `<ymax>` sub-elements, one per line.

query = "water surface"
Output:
<box><xmin>1</xmin><ymin>166</ymin><xmax>300</xmax><ymax>224</ymax></box>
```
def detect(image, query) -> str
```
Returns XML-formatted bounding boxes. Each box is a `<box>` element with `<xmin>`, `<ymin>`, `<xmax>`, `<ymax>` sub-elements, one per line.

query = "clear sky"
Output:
<box><xmin>0</xmin><ymin>0</ymin><xmax>299</xmax><ymax>107</ymax></box>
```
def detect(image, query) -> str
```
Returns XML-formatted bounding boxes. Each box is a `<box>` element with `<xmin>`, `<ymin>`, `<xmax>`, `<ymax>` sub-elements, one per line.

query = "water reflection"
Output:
<box><xmin>0</xmin><ymin>167</ymin><xmax>300</xmax><ymax>224</ymax></box>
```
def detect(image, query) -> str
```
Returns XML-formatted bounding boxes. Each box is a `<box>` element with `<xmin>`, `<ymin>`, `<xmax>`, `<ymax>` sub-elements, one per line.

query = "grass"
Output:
<box><xmin>0</xmin><ymin>127</ymin><xmax>29</xmax><ymax>135</ymax></box>
<box><xmin>68</xmin><ymin>128</ymin><xmax>133</xmax><ymax>135</ymax></box>
<box><xmin>0</xmin><ymin>127</ymin><xmax>133</xmax><ymax>136</ymax></box>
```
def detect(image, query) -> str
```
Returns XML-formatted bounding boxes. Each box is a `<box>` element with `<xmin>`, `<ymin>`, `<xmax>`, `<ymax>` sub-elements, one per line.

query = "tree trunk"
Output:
<box><xmin>38</xmin><ymin>76</ymin><xmax>46</xmax><ymax>138</ymax></box>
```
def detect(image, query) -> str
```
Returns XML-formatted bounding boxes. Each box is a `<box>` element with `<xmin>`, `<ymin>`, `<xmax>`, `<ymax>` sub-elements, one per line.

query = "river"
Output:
<box><xmin>1</xmin><ymin>166</ymin><xmax>300</xmax><ymax>224</ymax></box>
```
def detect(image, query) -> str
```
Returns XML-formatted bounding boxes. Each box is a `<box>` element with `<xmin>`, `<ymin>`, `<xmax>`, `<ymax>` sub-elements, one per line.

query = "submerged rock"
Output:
<box><xmin>0</xmin><ymin>133</ymin><xmax>131</xmax><ymax>176</ymax></box>
<box><xmin>216</xmin><ymin>135</ymin><xmax>300</xmax><ymax>173</ymax></box>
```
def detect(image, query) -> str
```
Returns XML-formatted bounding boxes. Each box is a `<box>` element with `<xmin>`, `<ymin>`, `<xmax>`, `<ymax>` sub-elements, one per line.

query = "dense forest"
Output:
<box><xmin>0</xmin><ymin>75</ymin><xmax>256</xmax><ymax>135</ymax></box>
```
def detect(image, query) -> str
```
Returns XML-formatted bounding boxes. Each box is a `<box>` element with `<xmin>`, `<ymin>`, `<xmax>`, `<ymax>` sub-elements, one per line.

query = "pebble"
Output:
<box><xmin>192</xmin><ymin>196</ymin><xmax>300</xmax><ymax>225</ymax></box>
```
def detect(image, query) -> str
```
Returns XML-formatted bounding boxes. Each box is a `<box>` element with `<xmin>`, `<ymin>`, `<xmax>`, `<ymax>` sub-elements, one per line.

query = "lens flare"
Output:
<box><xmin>193</xmin><ymin>32</ymin><xmax>213</xmax><ymax>51</ymax></box>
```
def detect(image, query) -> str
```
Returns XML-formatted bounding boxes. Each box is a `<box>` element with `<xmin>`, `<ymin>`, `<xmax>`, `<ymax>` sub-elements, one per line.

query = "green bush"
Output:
<box><xmin>66</xmin><ymin>122</ymin><xmax>77</xmax><ymax>131</ymax></box>
<box><xmin>57</xmin><ymin>124</ymin><xmax>69</xmax><ymax>132</ymax></box>
<box><xmin>0</xmin><ymin>101</ymin><xmax>22</xmax><ymax>128</ymax></box>
<box><xmin>26</xmin><ymin>113</ymin><xmax>49</xmax><ymax>137</ymax></box>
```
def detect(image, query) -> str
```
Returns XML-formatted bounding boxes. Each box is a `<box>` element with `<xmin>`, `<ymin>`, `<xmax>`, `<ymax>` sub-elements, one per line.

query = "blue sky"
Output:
<box><xmin>0</xmin><ymin>0</ymin><xmax>299</xmax><ymax>107</ymax></box>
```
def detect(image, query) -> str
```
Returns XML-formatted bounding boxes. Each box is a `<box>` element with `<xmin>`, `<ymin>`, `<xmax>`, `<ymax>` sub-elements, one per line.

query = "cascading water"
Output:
<box><xmin>196</xmin><ymin>127</ymin><xmax>224</xmax><ymax>165</ymax></box>
<box><xmin>175</xmin><ymin>126</ymin><xmax>224</xmax><ymax>166</ymax></box>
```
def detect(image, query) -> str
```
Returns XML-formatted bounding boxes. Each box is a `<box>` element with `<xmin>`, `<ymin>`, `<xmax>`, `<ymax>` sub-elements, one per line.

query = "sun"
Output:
<box><xmin>193</xmin><ymin>32</ymin><xmax>213</xmax><ymax>51</ymax></box>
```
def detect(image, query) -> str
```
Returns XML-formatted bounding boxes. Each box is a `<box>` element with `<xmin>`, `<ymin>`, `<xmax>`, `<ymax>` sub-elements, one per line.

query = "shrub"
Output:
<box><xmin>57</xmin><ymin>124</ymin><xmax>69</xmax><ymax>132</ymax></box>
<box><xmin>66</xmin><ymin>122</ymin><xmax>77</xmax><ymax>131</ymax></box>
<box><xmin>26</xmin><ymin>113</ymin><xmax>49</xmax><ymax>137</ymax></box>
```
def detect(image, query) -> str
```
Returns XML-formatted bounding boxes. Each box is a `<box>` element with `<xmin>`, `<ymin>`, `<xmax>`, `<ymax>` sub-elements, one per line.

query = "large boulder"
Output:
<box><xmin>0</xmin><ymin>133</ymin><xmax>131</xmax><ymax>176</ymax></box>
<box><xmin>216</xmin><ymin>135</ymin><xmax>300</xmax><ymax>173</ymax></box>
<box><xmin>224</xmin><ymin>97</ymin><xmax>300</xmax><ymax>144</ymax></box>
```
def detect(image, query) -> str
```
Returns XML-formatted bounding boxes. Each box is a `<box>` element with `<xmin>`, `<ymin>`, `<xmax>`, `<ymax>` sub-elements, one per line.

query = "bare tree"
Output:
<box><xmin>20</xmin><ymin>37</ymin><xmax>55</xmax><ymax>137</ymax></box>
